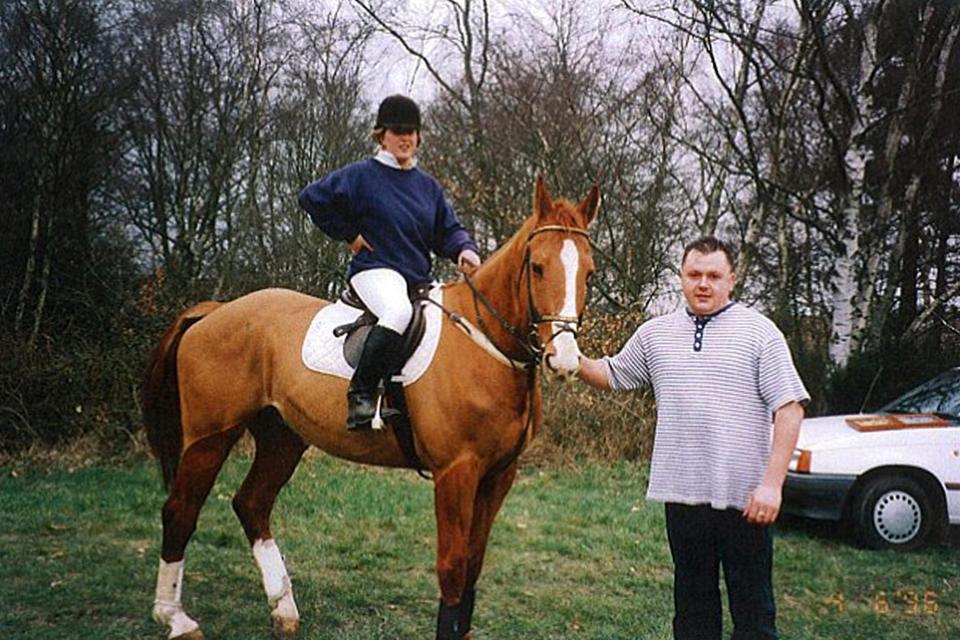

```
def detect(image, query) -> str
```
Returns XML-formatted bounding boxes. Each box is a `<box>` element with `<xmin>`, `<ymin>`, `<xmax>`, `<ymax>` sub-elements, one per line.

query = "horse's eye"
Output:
<box><xmin>532</xmin><ymin>263</ymin><xmax>544</xmax><ymax>277</ymax></box>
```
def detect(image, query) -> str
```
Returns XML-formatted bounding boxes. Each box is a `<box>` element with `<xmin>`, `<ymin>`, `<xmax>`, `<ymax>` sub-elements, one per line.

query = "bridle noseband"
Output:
<box><xmin>464</xmin><ymin>224</ymin><xmax>591</xmax><ymax>369</ymax></box>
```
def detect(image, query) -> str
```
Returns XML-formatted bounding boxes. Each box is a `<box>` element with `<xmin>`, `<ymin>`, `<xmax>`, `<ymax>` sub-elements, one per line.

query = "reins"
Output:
<box><xmin>465</xmin><ymin>224</ymin><xmax>591</xmax><ymax>368</ymax></box>
<box><xmin>408</xmin><ymin>224</ymin><xmax>592</xmax><ymax>480</ymax></box>
<box><xmin>458</xmin><ymin>224</ymin><xmax>592</xmax><ymax>476</ymax></box>
<box><xmin>462</xmin><ymin>273</ymin><xmax>540</xmax><ymax>368</ymax></box>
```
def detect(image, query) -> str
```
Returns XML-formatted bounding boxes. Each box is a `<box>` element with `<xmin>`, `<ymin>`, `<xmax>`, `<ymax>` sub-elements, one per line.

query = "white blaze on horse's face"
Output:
<box><xmin>544</xmin><ymin>239</ymin><xmax>583</xmax><ymax>379</ymax></box>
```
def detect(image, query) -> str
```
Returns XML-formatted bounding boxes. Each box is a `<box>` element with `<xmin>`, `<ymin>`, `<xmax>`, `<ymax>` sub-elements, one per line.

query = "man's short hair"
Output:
<box><xmin>682</xmin><ymin>236</ymin><xmax>737</xmax><ymax>272</ymax></box>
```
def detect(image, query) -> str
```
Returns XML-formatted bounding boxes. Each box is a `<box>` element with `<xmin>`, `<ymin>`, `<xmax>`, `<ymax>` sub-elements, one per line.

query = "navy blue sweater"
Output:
<box><xmin>299</xmin><ymin>158</ymin><xmax>478</xmax><ymax>287</ymax></box>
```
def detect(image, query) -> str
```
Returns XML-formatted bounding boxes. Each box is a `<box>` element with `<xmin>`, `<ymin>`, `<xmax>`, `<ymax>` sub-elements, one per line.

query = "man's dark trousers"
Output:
<box><xmin>665</xmin><ymin>503</ymin><xmax>777</xmax><ymax>640</ymax></box>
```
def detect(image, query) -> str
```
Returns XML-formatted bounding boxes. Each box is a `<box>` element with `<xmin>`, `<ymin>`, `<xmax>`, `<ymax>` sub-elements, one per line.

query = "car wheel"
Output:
<box><xmin>852</xmin><ymin>475</ymin><xmax>942</xmax><ymax>550</ymax></box>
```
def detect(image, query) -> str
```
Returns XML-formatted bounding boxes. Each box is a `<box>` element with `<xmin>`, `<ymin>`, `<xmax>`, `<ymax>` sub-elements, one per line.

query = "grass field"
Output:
<box><xmin>1</xmin><ymin>453</ymin><xmax>957</xmax><ymax>639</ymax></box>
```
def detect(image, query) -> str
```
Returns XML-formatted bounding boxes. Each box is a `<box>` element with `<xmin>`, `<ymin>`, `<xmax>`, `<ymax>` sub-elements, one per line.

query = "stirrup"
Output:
<box><xmin>346</xmin><ymin>414</ymin><xmax>374</xmax><ymax>430</ymax></box>
<box><xmin>379</xmin><ymin>405</ymin><xmax>401</xmax><ymax>420</ymax></box>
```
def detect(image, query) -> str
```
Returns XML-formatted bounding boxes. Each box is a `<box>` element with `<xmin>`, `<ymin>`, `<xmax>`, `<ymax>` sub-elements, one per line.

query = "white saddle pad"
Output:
<box><xmin>300</xmin><ymin>286</ymin><xmax>443</xmax><ymax>385</ymax></box>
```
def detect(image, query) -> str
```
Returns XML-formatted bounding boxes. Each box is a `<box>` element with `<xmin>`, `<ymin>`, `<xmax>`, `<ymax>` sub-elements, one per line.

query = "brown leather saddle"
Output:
<box><xmin>333</xmin><ymin>283</ymin><xmax>433</xmax><ymax>371</ymax></box>
<box><xmin>332</xmin><ymin>284</ymin><xmax>433</xmax><ymax>475</ymax></box>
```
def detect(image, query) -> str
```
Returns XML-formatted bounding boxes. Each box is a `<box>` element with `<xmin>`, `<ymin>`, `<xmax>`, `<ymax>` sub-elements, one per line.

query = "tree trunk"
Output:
<box><xmin>828</xmin><ymin>1</ymin><xmax>882</xmax><ymax>368</ymax></box>
<box><xmin>852</xmin><ymin>3</ymin><xmax>934</xmax><ymax>349</ymax></box>
<box><xmin>13</xmin><ymin>192</ymin><xmax>43</xmax><ymax>337</ymax></box>
<box><xmin>828</xmin><ymin>194</ymin><xmax>861</xmax><ymax>367</ymax></box>
<box><xmin>27</xmin><ymin>215</ymin><xmax>54</xmax><ymax>350</ymax></box>
<box><xmin>872</xmin><ymin>5</ymin><xmax>960</xmax><ymax>341</ymax></box>
<box><xmin>737</xmin><ymin>7</ymin><xmax>811</xmax><ymax>294</ymax></box>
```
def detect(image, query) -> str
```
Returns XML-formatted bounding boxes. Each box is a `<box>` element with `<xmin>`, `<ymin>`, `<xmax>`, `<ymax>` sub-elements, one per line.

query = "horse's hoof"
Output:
<box><xmin>272</xmin><ymin>616</ymin><xmax>300</xmax><ymax>639</ymax></box>
<box><xmin>172</xmin><ymin>630</ymin><xmax>205</xmax><ymax>640</ymax></box>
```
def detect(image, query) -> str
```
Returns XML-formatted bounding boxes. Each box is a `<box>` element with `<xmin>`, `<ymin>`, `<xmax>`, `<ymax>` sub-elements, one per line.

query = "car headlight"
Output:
<box><xmin>790</xmin><ymin>448</ymin><xmax>812</xmax><ymax>473</ymax></box>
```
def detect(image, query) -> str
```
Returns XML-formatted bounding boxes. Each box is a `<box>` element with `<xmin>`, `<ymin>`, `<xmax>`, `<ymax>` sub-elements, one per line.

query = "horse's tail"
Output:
<box><xmin>141</xmin><ymin>301</ymin><xmax>223</xmax><ymax>490</ymax></box>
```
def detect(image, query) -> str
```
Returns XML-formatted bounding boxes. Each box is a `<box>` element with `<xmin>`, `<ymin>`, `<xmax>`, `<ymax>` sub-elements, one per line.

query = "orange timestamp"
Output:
<box><xmin>822</xmin><ymin>589</ymin><xmax>941</xmax><ymax>616</ymax></box>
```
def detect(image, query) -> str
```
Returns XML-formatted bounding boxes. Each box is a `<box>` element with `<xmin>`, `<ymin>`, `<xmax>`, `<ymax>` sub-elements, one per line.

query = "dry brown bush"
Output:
<box><xmin>528</xmin><ymin>309</ymin><xmax>657</xmax><ymax>465</ymax></box>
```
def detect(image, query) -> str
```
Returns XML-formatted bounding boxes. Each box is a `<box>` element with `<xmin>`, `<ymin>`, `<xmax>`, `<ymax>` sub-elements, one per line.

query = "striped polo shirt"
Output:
<box><xmin>604</xmin><ymin>303</ymin><xmax>809</xmax><ymax>511</ymax></box>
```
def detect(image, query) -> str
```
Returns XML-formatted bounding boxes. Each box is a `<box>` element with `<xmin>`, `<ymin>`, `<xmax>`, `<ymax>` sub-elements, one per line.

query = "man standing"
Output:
<box><xmin>578</xmin><ymin>237</ymin><xmax>808</xmax><ymax>640</ymax></box>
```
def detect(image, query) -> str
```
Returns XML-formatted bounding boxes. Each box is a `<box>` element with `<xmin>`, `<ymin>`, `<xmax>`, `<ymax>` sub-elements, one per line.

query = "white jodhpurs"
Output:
<box><xmin>350</xmin><ymin>268</ymin><xmax>413</xmax><ymax>334</ymax></box>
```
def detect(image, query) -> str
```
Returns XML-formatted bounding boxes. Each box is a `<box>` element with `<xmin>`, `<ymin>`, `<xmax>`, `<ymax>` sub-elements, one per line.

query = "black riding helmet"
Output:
<box><xmin>375</xmin><ymin>94</ymin><xmax>421</xmax><ymax>132</ymax></box>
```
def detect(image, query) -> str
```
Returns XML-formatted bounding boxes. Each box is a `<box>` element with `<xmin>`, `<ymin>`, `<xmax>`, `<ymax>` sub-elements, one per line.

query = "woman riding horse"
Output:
<box><xmin>144</xmin><ymin>176</ymin><xmax>599</xmax><ymax>640</ymax></box>
<box><xmin>298</xmin><ymin>94</ymin><xmax>481</xmax><ymax>429</ymax></box>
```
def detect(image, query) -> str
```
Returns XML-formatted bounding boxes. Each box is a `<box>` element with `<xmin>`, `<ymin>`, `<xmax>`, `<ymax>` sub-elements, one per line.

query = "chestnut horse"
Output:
<box><xmin>142</xmin><ymin>177</ymin><xmax>599</xmax><ymax>640</ymax></box>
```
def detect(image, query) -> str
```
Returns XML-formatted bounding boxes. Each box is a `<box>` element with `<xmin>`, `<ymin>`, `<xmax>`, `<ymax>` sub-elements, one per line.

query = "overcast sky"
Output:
<box><xmin>352</xmin><ymin>0</ymin><xmax>664</xmax><ymax>104</ymax></box>
<box><xmin>353</xmin><ymin>0</ymin><xmax>802</xmax><ymax>114</ymax></box>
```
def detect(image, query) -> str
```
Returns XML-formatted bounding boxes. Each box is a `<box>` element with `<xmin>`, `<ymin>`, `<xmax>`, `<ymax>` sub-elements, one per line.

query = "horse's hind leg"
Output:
<box><xmin>232</xmin><ymin>409</ymin><xmax>308</xmax><ymax>639</ymax></box>
<box><xmin>153</xmin><ymin>426</ymin><xmax>243</xmax><ymax>640</ymax></box>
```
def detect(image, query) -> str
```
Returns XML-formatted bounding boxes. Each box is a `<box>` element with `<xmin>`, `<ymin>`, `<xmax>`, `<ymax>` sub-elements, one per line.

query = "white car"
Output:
<box><xmin>783</xmin><ymin>367</ymin><xmax>960</xmax><ymax>550</ymax></box>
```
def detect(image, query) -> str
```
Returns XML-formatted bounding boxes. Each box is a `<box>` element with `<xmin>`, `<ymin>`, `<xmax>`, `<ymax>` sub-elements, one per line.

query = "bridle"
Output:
<box><xmin>524</xmin><ymin>224</ymin><xmax>590</xmax><ymax>359</ymax></box>
<box><xmin>463</xmin><ymin>224</ymin><xmax>591</xmax><ymax>369</ymax></box>
<box><xmin>416</xmin><ymin>223</ymin><xmax>592</xmax><ymax>479</ymax></box>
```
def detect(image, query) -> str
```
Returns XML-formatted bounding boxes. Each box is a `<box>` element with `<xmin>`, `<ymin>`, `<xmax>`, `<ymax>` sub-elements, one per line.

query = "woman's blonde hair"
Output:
<box><xmin>371</xmin><ymin>127</ymin><xmax>421</xmax><ymax>145</ymax></box>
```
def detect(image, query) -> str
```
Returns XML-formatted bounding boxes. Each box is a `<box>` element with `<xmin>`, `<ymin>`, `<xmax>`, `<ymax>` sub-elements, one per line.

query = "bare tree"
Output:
<box><xmin>0</xmin><ymin>0</ymin><xmax>119</xmax><ymax>347</ymax></box>
<box><xmin>427</xmin><ymin>2</ymin><xmax>686</xmax><ymax>309</ymax></box>
<box><xmin>254</xmin><ymin>0</ymin><xmax>375</xmax><ymax>298</ymax></box>
<box><xmin>620</xmin><ymin>0</ymin><xmax>818</xmax><ymax>305</ymax></box>
<box><xmin>617</xmin><ymin>0</ymin><xmax>960</xmax><ymax>380</ymax></box>
<box><xmin>115</xmin><ymin>0</ymin><xmax>245</xmax><ymax>289</ymax></box>
<box><xmin>113</xmin><ymin>0</ymin><xmax>372</xmax><ymax>300</ymax></box>
<box><xmin>871</xmin><ymin>3</ymin><xmax>960</xmax><ymax>343</ymax></box>
<box><xmin>349</xmin><ymin>0</ymin><xmax>503</xmax><ymax>242</ymax></box>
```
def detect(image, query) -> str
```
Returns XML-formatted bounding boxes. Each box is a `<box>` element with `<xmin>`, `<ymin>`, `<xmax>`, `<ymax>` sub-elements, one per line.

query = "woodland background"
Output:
<box><xmin>1</xmin><ymin>0</ymin><xmax>958</xmax><ymax>459</ymax></box>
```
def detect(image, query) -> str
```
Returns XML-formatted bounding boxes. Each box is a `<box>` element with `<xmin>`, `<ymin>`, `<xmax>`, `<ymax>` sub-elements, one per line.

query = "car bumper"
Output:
<box><xmin>782</xmin><ymin>471</ymin><xmax>858</xmax><ymax>521</ymax></box>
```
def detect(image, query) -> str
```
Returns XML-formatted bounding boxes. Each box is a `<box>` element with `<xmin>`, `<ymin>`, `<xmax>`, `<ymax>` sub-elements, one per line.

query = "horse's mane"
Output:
<box><xmin>472</xmin><ymin>198</ymin><xmax>585</xmax><ymax>275</ymax></box>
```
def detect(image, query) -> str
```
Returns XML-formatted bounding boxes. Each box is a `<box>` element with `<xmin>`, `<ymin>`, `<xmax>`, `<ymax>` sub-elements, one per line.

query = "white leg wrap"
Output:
<box><xmin>152</xmin><ymin>558</ymin><xmax>200</xmax><ymax>638</ymax></box>
<box><xmin>253</xmin><ymin>539</ymin><xmax>299</xmax><ymax>620</ymax></box>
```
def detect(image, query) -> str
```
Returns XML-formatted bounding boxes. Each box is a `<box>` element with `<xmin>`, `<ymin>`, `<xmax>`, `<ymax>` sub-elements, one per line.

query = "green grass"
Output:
<box><xmin>0</xmin><ymin>455</ymin><xmax>957</xmax><ymax>639</ymax></box>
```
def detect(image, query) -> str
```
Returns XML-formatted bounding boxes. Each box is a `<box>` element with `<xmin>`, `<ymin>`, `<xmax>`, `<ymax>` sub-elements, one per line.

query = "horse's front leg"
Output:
<box><xmin>433</xmin><ymin>455</ymin><xmax>481</xmax><ymax>640</ymax></box>
<box><xmin>458</xmin><ymin>462</ymin><xmax>519</xmax><ymax>637</ymax></box>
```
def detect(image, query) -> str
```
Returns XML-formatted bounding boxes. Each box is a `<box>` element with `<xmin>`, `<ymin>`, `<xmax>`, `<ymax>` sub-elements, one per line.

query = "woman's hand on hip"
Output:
<box><xmin>349</xmin><ymin>234</ymin><xmax>373</xmax><ymax>255</ymax></box>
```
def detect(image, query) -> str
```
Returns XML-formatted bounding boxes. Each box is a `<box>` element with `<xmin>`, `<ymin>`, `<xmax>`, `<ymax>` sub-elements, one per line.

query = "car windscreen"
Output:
<box><xmin>881</xmin><ymin>369</ymin><xmax>960</xmax><ymax>419</ymax></box>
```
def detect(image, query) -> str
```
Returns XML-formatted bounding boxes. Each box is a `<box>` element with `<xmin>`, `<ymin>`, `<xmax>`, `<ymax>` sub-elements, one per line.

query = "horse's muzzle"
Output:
<box><xmin>543</xmin><ymin>334</ymin><xmax>582</xmax><ymax>382</ymax></box>
<box><xmin>546</xmin><ymin>355</ymin><xmax>582</xmax><ymax>383</ymax></box>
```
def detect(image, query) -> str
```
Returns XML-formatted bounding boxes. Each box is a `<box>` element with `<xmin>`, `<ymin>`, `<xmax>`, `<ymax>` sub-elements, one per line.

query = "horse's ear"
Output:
<box><xmin>534</xmin><ymin>174</ymin><xmax>553</xmax><ymax>221</ymax></box>
<box><xmin>578</xmin><ymin>184</ymin><xmax>601</xmax><ymax>226</ymax></box>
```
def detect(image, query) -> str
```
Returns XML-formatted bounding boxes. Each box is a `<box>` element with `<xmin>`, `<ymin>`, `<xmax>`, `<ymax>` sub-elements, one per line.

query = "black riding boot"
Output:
<box><xmin>346</xmin><ymin>325</ymin><xmax>404</xmax><ymax>430</ymax></box>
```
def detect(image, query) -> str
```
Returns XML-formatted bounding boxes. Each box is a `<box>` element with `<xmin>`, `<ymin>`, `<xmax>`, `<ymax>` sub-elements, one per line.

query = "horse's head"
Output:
<box><xmin>524</xmin><ymin>176</ymin><xmax>600</xmax><ymax>381</ymax></box>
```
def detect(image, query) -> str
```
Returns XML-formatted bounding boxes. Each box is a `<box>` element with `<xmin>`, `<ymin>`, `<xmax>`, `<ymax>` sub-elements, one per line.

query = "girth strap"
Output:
<box><xmin>383</xmin><ymin>381</ymin><xmax>430</xmax><ymax>479</ymax></box>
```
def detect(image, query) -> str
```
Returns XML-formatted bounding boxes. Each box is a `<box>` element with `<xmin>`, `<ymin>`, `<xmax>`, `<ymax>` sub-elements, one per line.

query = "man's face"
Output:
<box><xmin>681</xmin><ymin>249</ymin><xmax>736</xmax><ymax>316</ymax></box>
